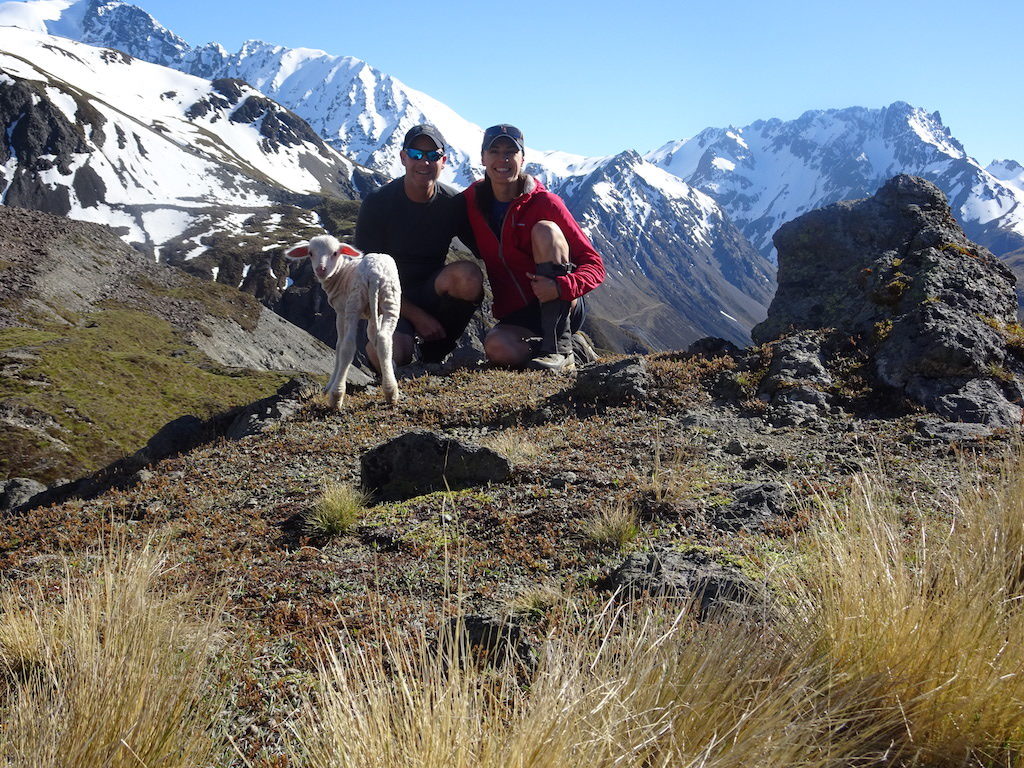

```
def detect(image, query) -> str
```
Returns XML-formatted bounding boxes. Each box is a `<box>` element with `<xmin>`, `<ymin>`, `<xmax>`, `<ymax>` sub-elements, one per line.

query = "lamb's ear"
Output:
<box><xmin>338</xmin><ymin>244</ymin><xmax>362</xmax><ymax>257</ymax></box>
<box><xmin>285</xmin><ymin>241</ymin><xmax>310</xmax><ymax>260</ymax></box>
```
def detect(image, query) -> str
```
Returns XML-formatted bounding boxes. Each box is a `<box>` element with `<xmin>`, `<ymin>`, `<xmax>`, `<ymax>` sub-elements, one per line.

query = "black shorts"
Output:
<box><xmin>395</xmin><ymin>268</ymin><xmax>445</xmax><ymax>338</ymax></box>
<box><xmin>362</xmin><ymin>266</ymin><xmax>478</xmax><ymax>364</ymax></box>
<box><xmin>494</xmin><ymin>296</ymin><xmax>587</xmax><ymax>336</ymax></box>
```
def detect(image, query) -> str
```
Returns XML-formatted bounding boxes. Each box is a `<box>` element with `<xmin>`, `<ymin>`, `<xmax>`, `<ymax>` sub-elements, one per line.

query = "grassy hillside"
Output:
<box><xmin>0</xmin><ymin>206</ymin><xmax>345</xmax><ymax>484</ymax></box>
<box><xmin>0</xmin><ymin>306</ymin><xmax>287</xmax><ymax>482</ymax></box>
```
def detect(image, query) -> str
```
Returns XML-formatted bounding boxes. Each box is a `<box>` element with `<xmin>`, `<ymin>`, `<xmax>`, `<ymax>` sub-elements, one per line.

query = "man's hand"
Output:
<box><xmin>412</xmin><ymin>313</ymin><xmax>445</xmax><ymax>341</ymax></box>
<box><xmin>402</xmin><ymin>301</ymin><xmax>445</xmax><ymax>341</ymax></box>
<box><xmin>526</xmin><ymin>273</ymin><xmax>560</xmax><ymax>303</ymax></box>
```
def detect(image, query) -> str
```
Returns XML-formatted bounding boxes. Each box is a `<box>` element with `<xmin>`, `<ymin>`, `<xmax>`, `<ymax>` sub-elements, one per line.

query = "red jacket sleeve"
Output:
<box><xmin>540</xmin><ymin>193</ymin><xmax>605</xmax><ymax>302</ymax></box>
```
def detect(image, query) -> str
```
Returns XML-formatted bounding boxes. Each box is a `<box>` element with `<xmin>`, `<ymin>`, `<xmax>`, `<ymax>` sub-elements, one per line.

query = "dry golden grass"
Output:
<box><xmin>292</xmin><ymin>454</ymin><xmax>1024</xmax><ymax>768</ymax></box>
<box><xmin>583</xmin><ymin>499</ymin><xmax>641</xmax><ymax>548</ymax></box>
<box><xmin>305</xmin><ymin>481</ymin><xmax>369</xmax><ymax>536</ymax></box>
<box><xmin>7</xmin><ymin>454</ymin><xmax>1024</xmax><ymax>767</ymax></box>
<box><xmin>797</xmin><ymin>463</ymin><xmax>1024</xmax><ymax>764</ymax></box>
<box><xmin>293</xmin><ymin>607</ymin><xmax>820</xmax><ymax>768</ymax></box>
<box><xmin>480</xmin><ymin>428</ymin><xmax>543</xmax><ymax>466</ymax></box>
<box><xmin>0</xmin><ymin>541</ymin><xmax>225</xmax><ymax>767</ymax></box>
<box><xmin>507</xmin><ymin>580</ymin><xmax>565</xmax><ymax>619</ymax></box>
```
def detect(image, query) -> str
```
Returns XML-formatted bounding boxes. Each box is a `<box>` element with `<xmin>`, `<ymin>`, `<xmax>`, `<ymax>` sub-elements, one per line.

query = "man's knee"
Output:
<box><xmin>436</xmin><ymin>261</ymin><xmax>483</xmax><ymax>302</ymax></box>
<box><xmin>531</xmin><ymin>221</ymin><xmax>569</xmax><ymax>263</ymax></box>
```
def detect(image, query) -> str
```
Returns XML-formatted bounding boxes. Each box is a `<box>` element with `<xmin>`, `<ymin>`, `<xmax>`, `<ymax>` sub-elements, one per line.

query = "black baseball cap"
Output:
<box><xmin>402</xmin><ymin>123</ymin><xmax>446</xmax><ymax>151</ymax></box>
<box><xmin>482</xmin><ymin>124</ymin><xmax>524</xmax><ymax>153</ymax></box>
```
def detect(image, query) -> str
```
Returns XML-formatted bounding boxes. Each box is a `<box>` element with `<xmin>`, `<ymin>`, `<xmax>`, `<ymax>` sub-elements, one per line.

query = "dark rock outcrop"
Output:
<box><xmin>442</xmin><ymin>615</ymin><xmax>535</xmax><ymax>669</ymax></box>
<box><xmin>360</xmin><ymin>431</ymin><xmax>512</xmax><ymax>501</ymax></box>
<box><xmin>572</xmin><ymin>357</ymin><xmax>649</xmax><ymax>405</ymax></box>
<box><xmin>751</xmin><ymin>175</ymin><xmax>1022</xmax><ymax>426</ymax></box>
<box><xmin>711</xmin><ymin>482</ymin><xmax>789</xmax><ymax>532</ymax></box>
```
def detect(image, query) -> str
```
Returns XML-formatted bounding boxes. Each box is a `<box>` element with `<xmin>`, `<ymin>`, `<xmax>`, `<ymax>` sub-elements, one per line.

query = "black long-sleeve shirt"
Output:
<box><xmin>354</xmin><ymin>178</ymin><xmax>476</xmax><ymax>290</ymax></box>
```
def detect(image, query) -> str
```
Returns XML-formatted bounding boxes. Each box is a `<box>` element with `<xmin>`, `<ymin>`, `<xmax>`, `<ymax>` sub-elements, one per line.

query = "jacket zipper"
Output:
<box><xmin>496</xmin><ymin>203</ymin><xmax>529</xmax><ymax>307</ymax></box>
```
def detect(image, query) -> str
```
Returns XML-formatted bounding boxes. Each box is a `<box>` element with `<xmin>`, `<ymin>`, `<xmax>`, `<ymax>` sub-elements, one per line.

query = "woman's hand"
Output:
<box><xmin>526</xmin><ymin>273</ymin><xmax>560</xmax><ymax>302</ymax></box>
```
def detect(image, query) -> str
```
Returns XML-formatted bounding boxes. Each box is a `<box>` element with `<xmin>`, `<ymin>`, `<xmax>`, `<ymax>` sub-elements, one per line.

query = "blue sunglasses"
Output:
<box><xmin>405</xmin><ymin>147</ymin><xmax>444</xmax><ymax>161</ymax></box>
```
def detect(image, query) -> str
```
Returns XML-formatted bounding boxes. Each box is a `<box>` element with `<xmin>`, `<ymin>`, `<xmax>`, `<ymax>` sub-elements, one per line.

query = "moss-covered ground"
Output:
<box><xmin>0</xmin><ymin>307</ymin><xmax>287</xmax><ymax>482</ymax></box>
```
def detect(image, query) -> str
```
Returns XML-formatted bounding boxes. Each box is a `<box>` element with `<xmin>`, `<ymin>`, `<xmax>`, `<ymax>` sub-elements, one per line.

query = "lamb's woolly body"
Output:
<box><xmin>287</xmin><ymin>235</ymin><xmax>401</xmax><ymax>408</ymax></box>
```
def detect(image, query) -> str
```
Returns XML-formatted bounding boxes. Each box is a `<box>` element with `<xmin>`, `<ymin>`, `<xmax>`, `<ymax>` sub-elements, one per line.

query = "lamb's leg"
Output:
<box><xmin>374</xmin><ymin>314</ymin><xmax>400</xmax><ymax>404</ymax></box>
<box><xmin>327</xmin><ymin>313</ymin><xmax>356</xmax><ymax>409</ymax></box>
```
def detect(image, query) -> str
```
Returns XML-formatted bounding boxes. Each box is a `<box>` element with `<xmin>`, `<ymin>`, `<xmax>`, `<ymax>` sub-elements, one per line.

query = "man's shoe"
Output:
<box><xmin>526</xmin><ymin>352</ymin><xmax>576</xmax><ymax>373</ymax></box>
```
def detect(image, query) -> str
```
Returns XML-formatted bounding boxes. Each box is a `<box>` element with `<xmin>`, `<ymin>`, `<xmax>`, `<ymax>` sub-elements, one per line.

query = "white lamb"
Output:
<box><xmin>285</xmin><ymin>235</ymin><xmax>401</xmax><ymax>408</ymax></box>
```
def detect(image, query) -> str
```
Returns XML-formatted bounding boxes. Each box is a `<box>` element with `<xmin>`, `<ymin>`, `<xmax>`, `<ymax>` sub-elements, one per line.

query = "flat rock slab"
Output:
<box><xmin>0</xmin><ymin>477</ymin><xmax>46</xmax><ymax>515</ymax></box>
<box><xmin>360</xmin><ymin>430</ymin><xmax>511</xmax><ymax>501</ymax></box>
<box><xmin>915</xmin><ymin>418</ymin><xmax>995</xmax><ymax>443</ymax></box>
<box><xmin>597</xmin><ymin>550</ymin><xmax>761</xmax><ymax>616</ymax></box>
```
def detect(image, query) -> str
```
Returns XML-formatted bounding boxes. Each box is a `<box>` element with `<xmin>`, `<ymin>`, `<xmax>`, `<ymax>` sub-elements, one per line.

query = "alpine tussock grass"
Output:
<box><xmin>800</xmin><ymin>462</ymin><xmax>1024</xmax><ymax>764</ymax></box>
<box><xmin>0</xmin><ymin>541</ymin><xmax>225</xmax><ymax>767</ymax></box>
<box><xmin>5</xmin><ymin>455</ymin><xmax>1024</xmax><ymax>766</ymax></box>
<box><xmin>294</xmin><ymin>454</ymin><xmax>1024</xmax><ymax>767</ymax></box>
<box><xmin>304</xmin><ymin>481</ymin><xmax>370</xmax><ymax>536</ymax></box>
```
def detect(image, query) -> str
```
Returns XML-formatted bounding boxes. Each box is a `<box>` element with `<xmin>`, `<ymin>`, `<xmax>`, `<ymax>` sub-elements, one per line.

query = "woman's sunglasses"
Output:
<box><xmin>405</xmin><ymin>148</ymin><xmax>445</xmax><ymax>162</ymax></box>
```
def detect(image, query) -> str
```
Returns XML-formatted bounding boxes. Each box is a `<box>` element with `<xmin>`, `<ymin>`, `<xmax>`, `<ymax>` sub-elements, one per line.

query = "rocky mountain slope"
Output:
<box><xmin>1</xmin><ymin>179</ymin><xmax>1019</xmax><ymax>762</ymax></box>
<box><xmin>0</xmin><ymin>205</ymin><xmax>335</xmax><ymax>483</ymax></box>
<box><xmin>554</xmin><ymin>151</ymin><xmax>773</xmax><ymax>349</ymax></box>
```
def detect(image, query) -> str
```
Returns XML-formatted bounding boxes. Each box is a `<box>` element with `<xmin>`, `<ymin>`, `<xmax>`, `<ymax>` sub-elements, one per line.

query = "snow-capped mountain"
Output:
<box><xmin>988</xmin><ymin>159</ymin><xmax>1024</xmax><ymax>196</ymax></box>
<box><xmin>0</xmin><ymin>0</ymin><xmax>776</xmax><ymax>347</ymax></box>
<box><xmin>6</xmin><ymin>0</ymin><xmax>1023</xmax><ymax>348</ymax></box>
<box><xmin>646</xmin><ymin>103</ymin><xmax>1024</xmax><ymax>262</ymax></box>
<box><xmin>550</xmin><ymin>151</ymin><xmax>773</xmax><ymax>349</ymax></box>
<box><xmin>0</xmin><ymin>24</ymin><xmax>361</xmax><ymax>259</ymax></box>
<box><xmin>0</xmin><ymin>0</ymin><xmax>489</xmax><ymax>186</ymax></box>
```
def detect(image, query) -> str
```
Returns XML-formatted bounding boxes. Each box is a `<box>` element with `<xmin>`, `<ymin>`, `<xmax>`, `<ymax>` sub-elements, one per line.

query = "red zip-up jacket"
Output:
<box><xmin>463</xmin><ymin>176</ymin><xmax>605</xmax><ymax>320</ymax></box>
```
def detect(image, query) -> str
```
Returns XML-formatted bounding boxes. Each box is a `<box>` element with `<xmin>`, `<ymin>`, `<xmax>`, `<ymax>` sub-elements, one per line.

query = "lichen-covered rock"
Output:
<box><xmin>753</xmin><ymin>175</ymin><xmax>1022</xmax><ymax>425</ymax></box>
<box><xmin>360</xmin><ymin>430</ymin><xmax>511</xmax><ymax>501</ymax></box>
<box><xmin>754</xmin><ymin>175</ymin><xmax>1016</xmax><ymax>344</ymax></box>
<box><xmin>758</xmin><ymin>331</ymin><xmax>838</xmax><ymax>425</ymax></box>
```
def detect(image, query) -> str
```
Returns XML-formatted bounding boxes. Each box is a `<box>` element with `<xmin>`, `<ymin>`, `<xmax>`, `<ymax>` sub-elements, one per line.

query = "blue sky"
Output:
<box><xmin>138</xmin><ymin>0</ymin><xmax>1023</xmax><ymax>165</ymax></box>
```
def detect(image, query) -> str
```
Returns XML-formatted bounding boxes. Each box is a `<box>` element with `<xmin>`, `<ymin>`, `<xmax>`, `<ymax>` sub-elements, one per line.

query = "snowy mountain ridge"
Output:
<box><xmin>7</xmin><ymin>0</ymin><xmax>1021</xmax><ymax>267</ymax></box>
<box><xmin>645</xmin><ymin>103</ymin><xmax>1024</xmax><ymax>261</ymax></box>
<box><xmin>0</xmin><ymin>23</ymin><xmax>359</xmax><ymax>257</ymax></box>
<box><xmin>4</xmin><ymin>0</ymin><xmax>1024</xmax><ymax>345</ymax></box>
<box><xmin>0</xmin><ymin>0</ymin><xmax>778</xmax><ymax>348</ymax></box>
<box><xmin>0</xmin><ymin>0</ymin><xmax>495</xmax><ymax>186</ymax></box>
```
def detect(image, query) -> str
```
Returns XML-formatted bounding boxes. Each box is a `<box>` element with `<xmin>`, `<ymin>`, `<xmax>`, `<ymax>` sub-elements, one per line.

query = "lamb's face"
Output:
<box><xmin>285</xmin><ymin>236</ymin><xmax>361</xmax><ymax>284</ymax></box>
<box><xmin>308</xmin><ymin>240</ymin><xmax>343</xmax><ymax>282</ymax></box>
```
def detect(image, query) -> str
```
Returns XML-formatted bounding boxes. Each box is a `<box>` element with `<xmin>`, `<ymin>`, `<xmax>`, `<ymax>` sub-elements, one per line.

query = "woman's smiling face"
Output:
<box><xmin>482</xmin><ymin>137</ymin><xmax>524</xmax><ymax>185</ymax></box>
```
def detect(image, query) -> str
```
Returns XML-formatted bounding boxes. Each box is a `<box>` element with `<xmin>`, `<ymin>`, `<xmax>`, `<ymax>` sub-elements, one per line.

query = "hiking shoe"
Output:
<box><xmin>526</xmin><ymin>352</ymin><xmax>576</xmax><ymax>374</ymax></box>
<box><xmin>572</xmin><ymin>332</ymin><xmax>599</xmax><ymax>366</ymax></box>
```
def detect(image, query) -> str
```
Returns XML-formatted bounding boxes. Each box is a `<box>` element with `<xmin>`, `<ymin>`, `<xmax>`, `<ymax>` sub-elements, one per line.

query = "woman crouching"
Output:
<box><xmin>464</xmin><ymin>124</ymin><xmax>605</xmax><ymax>373</ymax></box>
